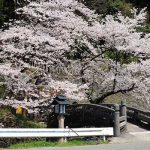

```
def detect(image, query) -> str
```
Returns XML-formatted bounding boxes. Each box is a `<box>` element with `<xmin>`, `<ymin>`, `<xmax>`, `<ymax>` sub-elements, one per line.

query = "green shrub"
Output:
<box><xmin>0</xmin><ymin>84</ymin><xmax>6</xmax><ymax>98</ymax></box>
<box><xmin>0</xmin><ymin>107</ymin><xmax>11</xmax><ymax>119</ymax></box>
<box><xmin>108</xmin><ymin>0</ymin><xmax>132</xmax><ymax>16</ymax></box>
<box><xmin>15</xmin><ymin>115</ymin><xmax>45</xmax><ymax>128</ymax></box>
<box><xmin>0</xmin><ymin>107</ymin><xmax>45</xmax><ymax>128</ymax></box>
<box><xmin>136</xmin><ymin>24</ymin><xmax>150</xmax><ymax>33</ymax></box>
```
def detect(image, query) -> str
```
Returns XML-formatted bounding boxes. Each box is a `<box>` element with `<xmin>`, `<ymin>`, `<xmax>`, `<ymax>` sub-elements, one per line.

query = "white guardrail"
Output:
<box><xmin>0</xmin><ymin>128</ymin><xmax>113</xmax><ymax>138</ymax></box>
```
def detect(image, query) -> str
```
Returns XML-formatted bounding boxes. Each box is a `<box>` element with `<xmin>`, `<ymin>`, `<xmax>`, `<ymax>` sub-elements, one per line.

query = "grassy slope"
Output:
<box><xmin>0</xmin><ymin>107</ymin><xmax>46</xmax><ymax>128</ymax></box>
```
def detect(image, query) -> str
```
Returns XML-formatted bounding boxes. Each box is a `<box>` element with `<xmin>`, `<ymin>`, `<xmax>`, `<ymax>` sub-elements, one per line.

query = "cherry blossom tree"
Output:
<box><xmin>0</xmin><ymin>0</ymin><xmax>150</xmax><ymax>113</ymax></box>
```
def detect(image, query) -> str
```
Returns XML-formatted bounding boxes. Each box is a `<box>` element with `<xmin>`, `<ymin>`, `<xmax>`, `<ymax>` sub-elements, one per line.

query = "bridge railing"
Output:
<box><xmin>66</xmin><ymin>101</ymin><xmax>149</xmax><ymax>137</ymax></box>
<box><xmin>127</xmin><ymin>106</ymin><xmax>150</xmax><ymax>125</ymax></box>
<box><xmin>66</xmin><ymin>104</ymin><xmax>115</xmax><ymax>128</ymax></box>
<box><xmin>99</xmin><ymin>101</ymin><xmax>127</xmax><ymax>137</ymax></box>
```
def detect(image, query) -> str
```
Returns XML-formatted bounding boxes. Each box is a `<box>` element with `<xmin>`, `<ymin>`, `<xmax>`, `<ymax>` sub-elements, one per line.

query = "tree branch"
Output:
<box><xmin>90</xmin><ymin>83</ymin><xmax>137</xmax><ymax>104</ymax></box>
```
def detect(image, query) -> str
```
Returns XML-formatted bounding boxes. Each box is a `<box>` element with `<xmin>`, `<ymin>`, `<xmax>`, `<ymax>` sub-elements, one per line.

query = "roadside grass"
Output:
<box><xmin>9</xmin><ymin>139</ymin><xmax>105</xmax><ymax>149</ymax></box>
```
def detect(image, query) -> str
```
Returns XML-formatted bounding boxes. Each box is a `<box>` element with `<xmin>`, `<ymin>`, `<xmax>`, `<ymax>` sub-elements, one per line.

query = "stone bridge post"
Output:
<box><xmin>114</xmin><ymin>104</ymin><xmax>120</xmax><ymax>137</ymax></box>
<box><xmin>121</xmin><ymin>100</ymin><xmax>127</xmax><ymax>131</ymax></box>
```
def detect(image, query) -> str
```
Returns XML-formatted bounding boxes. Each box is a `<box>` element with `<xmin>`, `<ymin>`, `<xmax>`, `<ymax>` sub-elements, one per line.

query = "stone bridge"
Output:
<box><xmin>65</xmin><ymin>101</ymin><xmax>150</xmax><ymax>139</ymax></box>
<box><xmin>48</xmin><ymin>101</ymin><xmax>150</xmax><ymax>142</ymax></box>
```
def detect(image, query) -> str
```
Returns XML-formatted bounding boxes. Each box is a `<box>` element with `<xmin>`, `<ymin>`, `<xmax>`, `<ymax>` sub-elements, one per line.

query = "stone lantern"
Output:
<box><xmin>51</xmin><ymin>95</ymin><xmax>69</xmax><ymax>142</ymax></box>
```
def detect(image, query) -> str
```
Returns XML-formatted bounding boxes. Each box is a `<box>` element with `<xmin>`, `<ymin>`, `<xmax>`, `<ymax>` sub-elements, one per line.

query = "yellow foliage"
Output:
<box><xmin>16</xmin><ymin>106</ymin><xmax>23</xmax><ymax>115</ymax></box>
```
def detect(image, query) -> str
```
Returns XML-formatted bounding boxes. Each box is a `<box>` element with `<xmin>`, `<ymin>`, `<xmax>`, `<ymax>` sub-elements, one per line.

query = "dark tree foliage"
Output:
<box><xmin>83</xmin><ymin>0</ymin><xmax>149</xmax><ymax>21</ymax></box>
<box><xmin>0</xmin><ymin>0</ymin><xmax>29</xmax><ymax>28</ymax></box>
<box><xmin>83</xmin><ymin>0</ymin><xmax>110</xmax><ymax>15</ymax></box>
<box><xmin>0</xmin><ymin>0</ymin><xmax>16</xmax><ymax>27</ymax></box>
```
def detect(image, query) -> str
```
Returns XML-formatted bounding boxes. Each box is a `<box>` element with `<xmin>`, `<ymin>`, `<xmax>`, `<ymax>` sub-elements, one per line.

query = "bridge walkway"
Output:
<box><xmin>110</xmin><ymin>122</ymin><xmax>150</xmax><ymax>143</ymax></box>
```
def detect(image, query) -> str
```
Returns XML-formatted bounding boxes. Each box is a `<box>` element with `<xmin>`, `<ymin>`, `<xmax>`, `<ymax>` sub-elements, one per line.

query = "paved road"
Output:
<box><xmin>11</xmin><ymin>142</ymin><xmax>150</xmax><ymax>150</ymax></box>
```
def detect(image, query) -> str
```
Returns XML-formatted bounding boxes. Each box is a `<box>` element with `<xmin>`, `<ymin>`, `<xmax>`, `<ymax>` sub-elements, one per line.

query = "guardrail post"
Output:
<box><xmin>114</xmin><ymin>104</ymin><xmax>120</xmax><ymax>137</ymax></box>
<box><xmin>64</xmin><ymin>126</ymin><xmax>68</xmax><ymax>143</ymax></box>
<box><xmin>121</xmin><ymin>100</ymin><xmax>127</xmax><ymax>131</ymax></box>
